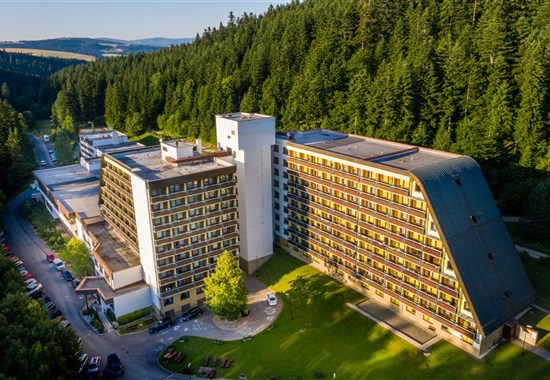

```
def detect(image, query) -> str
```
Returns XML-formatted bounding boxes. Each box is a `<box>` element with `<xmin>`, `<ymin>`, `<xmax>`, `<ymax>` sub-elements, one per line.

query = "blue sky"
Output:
<box><xmin>0</xmin><ymin>1</ymin><xmax>291</xmax><ymax>41</ymax></box>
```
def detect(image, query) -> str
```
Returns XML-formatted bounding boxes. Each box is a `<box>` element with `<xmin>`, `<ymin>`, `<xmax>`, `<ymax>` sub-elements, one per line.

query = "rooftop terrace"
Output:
<box><xmin>109</xmin><ymin>146</ymin><xmax>235</xmax><ymax>182</ymax></box>
<box><xmin>89</xmin><ymin>222</ymin><xmax>140</xmax><ymax>272</ymax></box>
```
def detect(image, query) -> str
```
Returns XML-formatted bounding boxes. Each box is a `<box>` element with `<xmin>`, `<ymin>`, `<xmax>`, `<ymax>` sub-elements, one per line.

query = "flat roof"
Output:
<box><xmin>89</xmin><ymin>222</ymin><xmax>140</xmax><ymax>272</ymax></box>
<box><xmin>217</xmin><ymin>112</ymin><xmax>273</xmax><ymax>122</ymax></box>
<box><xmin>33</xmin><ymin>164</ymin><xmax>100</xmax><ymax>219</ymax></box>
<box><xmin>109</xmin><ymin>146</ymin><xmax>235</xmax><ymax>182</ymax></box>
<box><xmin>96</xmin><ymin>142</ymin><xmax>141</xmax><ymax>154</ymax></box>
<box><xmin>280</xmin><ymin>129</ymin><xmax>460</xmax><ymax>172</ymax></box>
<box><xmin>162</xmin><ymin>139</ymin><xmax>194</xmax><ymax>148</ymax></box>
<box><xmin>80</xmin><ymin>129</ymin><xmax>127</xmax><ymax>141</ymax></box>
<box><xmin>76</xmin><ymin>276</ymin><xmax>149</xmax><ymax>301</ymax></box>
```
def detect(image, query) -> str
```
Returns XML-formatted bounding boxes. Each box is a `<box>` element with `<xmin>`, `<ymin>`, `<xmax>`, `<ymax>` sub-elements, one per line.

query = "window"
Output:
<box><xmin>273</xmin><ymin>157</ymin><xmax>279</xmax><ymax>165</ymax></box>
<box><xmin>196</xmin><ymin>287</ymin><xmax>204</xmax><ymax>294</ymax></box>
<box><xmin>375</xmin><ymin>289</ymin><xmax>384</xmax><ymax>298</ymax></box>
<box><xmin>423</xmin><ymin>315</ymin><xmax>434</xmax><ymax>324</ymax></box>
<box><xmin>273</xmin><ymin>145</ymin><xmax>279</xmax><ymax>153</ymax></box>
<box><xmin>164</xmin><ymin>297</ymin><xmax>174</xmax><ymax>306</ymax></box>
<box><xmin>406</xmin><ymin>306</ymin><xmax>416</xmax><ymax>315</ymax></box>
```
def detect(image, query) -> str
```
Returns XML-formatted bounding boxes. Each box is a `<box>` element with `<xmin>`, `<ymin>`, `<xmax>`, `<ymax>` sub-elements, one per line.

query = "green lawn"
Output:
<box><xmin>521</xmin><ymin>309</ymin><xmax>550</xmax><ymax>352</ymax></box>
<box><xmin>33</xmin><ymin>119</ymin><xmax>53</xmax><ymax>137</ymax></box>
<box><xmin>129</xmin><ymin>132</ymin><xmax>163</xmax><ymax>146</ymax></box>
<box><xmin>160</xmin><ymin>249</ymin><xmax>550</xmax><ymax>379</ymax></box>
<box><xmin>506</xmin><ymin>222</ymin><xmax>550</xmax><ymax>255</ymax></box>
<box><xmin>521</xmin><ymin>254</ymin><xmax>550</xmax><ymax>311</ymax></box>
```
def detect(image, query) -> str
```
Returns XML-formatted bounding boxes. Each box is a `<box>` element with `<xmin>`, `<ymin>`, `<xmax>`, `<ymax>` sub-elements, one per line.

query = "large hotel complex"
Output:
<box><xmin>34</xmin><ymin>113</ymin><xmax>535</xmax><ymax>357</ymax></box>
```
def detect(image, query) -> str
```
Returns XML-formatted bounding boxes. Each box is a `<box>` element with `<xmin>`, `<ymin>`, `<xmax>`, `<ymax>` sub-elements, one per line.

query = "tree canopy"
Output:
<box><xmin>0</xmin><ymin>257</ymin><xmax>80</xmax><ymax>379</ymax></box>
<box><xmin>58</xmin><ymin>237</ymin><xmax>94</xmax><ymax>278</ymax></box>
<box><xmin>204</xmin><ymin>250</ymin><xmax>248</xmax><ymax>320</ymax></box>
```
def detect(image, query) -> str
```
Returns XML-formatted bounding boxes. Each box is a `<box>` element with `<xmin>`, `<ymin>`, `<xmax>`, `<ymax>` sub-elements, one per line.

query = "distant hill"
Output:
<box><xmin>100</xmin><ymin>37</ymin><xmax>194</xmax><ymax>47</ymax></box>
<box><xmin>0</xmin><ymin>37</ymin><xmax>167</xmax><ymax>58</ymax></box>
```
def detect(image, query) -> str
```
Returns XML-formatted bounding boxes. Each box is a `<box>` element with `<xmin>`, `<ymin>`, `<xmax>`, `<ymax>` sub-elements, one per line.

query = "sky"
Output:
<box><xmin>0</xmin><ymin>1</ymin><xmax>291</xmax><ymax>42</ymax></box>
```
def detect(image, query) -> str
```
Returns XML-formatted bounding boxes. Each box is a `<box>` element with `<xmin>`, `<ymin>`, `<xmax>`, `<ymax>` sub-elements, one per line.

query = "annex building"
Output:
<box><xmin>271</xmin><ymin>128</ymin><xmax>535</xmax><ymax>356</ymax></box>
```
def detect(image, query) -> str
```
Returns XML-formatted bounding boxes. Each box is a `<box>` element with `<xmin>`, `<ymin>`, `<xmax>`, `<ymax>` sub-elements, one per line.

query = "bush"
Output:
<box><xmin>117</xmin><ymin>307</ymin><xmax>151</xmax><ymax>325</ymax></box>
<box><xmin>93</xmin><ymin>319</ymin><xmax>105</xmax><ymax>333</ymax></box>
<box><xmin>106</xmin><ymin>308</ymin><xmax>116</xmax><ymax>322</ymax></box>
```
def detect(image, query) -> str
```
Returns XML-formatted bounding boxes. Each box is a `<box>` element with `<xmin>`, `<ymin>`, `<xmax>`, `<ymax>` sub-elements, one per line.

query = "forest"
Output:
<box><xmin>1</xmin><ymin>0</ymin><xmax>550</xmax><ymax>219</ymax></box>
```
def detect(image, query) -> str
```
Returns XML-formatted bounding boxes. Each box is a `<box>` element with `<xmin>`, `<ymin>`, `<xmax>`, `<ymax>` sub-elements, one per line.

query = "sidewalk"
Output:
<box><xmin>511</xmin><ymin>339</ymin><xmax>550</xmax><ymax>362</ymax></box>
<box><xmin>516</xmin><ymin>245</ymin><xmax>549</xmax><ymax>260</ymax></box>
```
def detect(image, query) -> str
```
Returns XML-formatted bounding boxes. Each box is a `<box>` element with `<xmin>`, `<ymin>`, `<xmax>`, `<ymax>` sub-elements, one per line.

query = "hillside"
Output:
<box><xmin>0</xmin><ymin>37</ymin><xmax>163</xmax><ymax>58</ymax></box>
<box><xmin>46</xmin><ymin>0</ymin><xmax>550</xmax><ymax>210</ymax></box>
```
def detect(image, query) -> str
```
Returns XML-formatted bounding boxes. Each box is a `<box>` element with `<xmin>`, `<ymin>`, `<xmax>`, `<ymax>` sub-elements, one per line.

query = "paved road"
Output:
<box><xmin>28</xmin><ymin>132</ymin><xmax>54</xmax><ymax>168</ymax></box>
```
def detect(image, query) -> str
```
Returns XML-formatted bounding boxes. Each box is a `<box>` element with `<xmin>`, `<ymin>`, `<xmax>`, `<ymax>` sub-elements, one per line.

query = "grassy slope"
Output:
<box><xmin>1</xmin><ymin>48</ymin><xmax>95</xmax><ymax>61</ymax></box>
<box><xmin>161</xmin><ymin>250</ymin><xmax>550</xmax><ymax>379</ymax></box>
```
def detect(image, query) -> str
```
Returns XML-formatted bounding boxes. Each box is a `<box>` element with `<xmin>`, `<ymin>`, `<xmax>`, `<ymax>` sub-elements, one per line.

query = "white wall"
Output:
<box><xmin>216</xmin><ymin>114</ymin><xmax>275</xmax><ymax>263</ymax></box>
<box><xmin>130</xmin><ymin>175</ymin><xmax>160</xmax><ymax>311</ymax></box>
<box><xmin>113</xmin><ymin>265</ymin><xmax>144</xmax><ymax>290</ymax></box>
<box><xmin>113</xmin><ymin>286</ymin><xmax>151</xmax><ymax>318</ymax></box>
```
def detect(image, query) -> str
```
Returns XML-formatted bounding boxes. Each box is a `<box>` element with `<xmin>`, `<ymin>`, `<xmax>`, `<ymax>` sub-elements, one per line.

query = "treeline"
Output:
<box><xmin>0</xmin><ymin>257</ymin><xmax>80</xmax><ymax>379</ymax></box>
<box><xmin>0</xmin><ymin>50</ymin><xmax>84</xmax><ymax>116</ymax></box>
<box><xmin>47</xmin><ymin>0</ymin><xmax>549</xmax><ymax>210</ymax></box>
<box><xmin>0</xmin><ymin>100</ymin><xmax>36</xmax><ymax>215</ymax></box>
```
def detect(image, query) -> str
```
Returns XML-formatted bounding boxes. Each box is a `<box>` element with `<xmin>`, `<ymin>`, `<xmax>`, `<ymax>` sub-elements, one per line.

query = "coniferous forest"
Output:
<box><xmin>2</xmin><ymin>0</ymin><xmax>550</xmax><ymax>217</ymax></box>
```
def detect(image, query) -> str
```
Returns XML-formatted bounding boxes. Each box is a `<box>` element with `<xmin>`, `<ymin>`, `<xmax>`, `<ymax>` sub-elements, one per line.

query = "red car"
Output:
<box><xmin>20</xmin><ymin>271</ymin><xmax>33</xmax><ymax>280</ymax></box>
<box><xmin>46</xmin><ymin>252</ymin><xmax>56</xmax><ymax>263</ymax></box>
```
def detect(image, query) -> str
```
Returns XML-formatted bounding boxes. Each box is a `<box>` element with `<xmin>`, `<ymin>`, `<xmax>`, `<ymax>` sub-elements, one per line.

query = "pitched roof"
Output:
<box><xmin>411</xmin><ymin>156</ymin><xmax>535</xmax><ymax>335</ymax></box>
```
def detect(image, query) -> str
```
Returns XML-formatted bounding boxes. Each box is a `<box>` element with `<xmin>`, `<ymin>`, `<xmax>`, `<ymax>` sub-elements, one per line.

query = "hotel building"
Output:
<box><xmin>272</xmin><ymin>129</ymin><xmax>535</xmax><ymax>357</ymax></box>
<box><xmin>98</xmin><ymin>140</ymin><xmax>239</xmax><ymax>316</ymax></box>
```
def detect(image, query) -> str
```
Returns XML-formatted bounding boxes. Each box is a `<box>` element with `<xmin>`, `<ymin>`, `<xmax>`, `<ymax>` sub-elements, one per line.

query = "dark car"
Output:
<box><xmin>28</xmin><ymin>288</ymin><xmax>43</xmax><ymax>299</ymax></box>
<box><xmin>62</xmin><ymin>269</ymin><xmax>74</xmax><ymax>281</ymax></box>
<box><xmin>72</xmin><ymin>278</ymin><xmax>81</xmax><ymax>289</ymax></box>
<box><xmin>106</xmin><ymin>353</ymin><xmax>125</xmax><ymax>377</ymax></box>
<box><xmin>49</xmin><ymin>308</ymin><xmax>62</xmax><ymax>319</ymax></box>
<box><xmin>148</xmin><ymin>317</ymin><xmax>173</xmax><ymax>333</ymax></box>
<box><xmin>181</xmin><ymin>307</ymin><xmax>202</xmax><ymax>322</ymax></box>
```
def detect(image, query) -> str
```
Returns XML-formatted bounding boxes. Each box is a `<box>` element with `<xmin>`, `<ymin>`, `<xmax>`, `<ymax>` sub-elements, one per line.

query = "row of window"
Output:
<box><xmin>287</xmin><ymin>152</ymin><xmax>410</xmax><ymax>189</ymax></box>
<box><xmin>151</xmin><ymin>189</ymin><xmax>234</xmax><ymax>212</ymax></box>
<box><xmin>151</xmin><ymin>175</ymin><xmax>234</xmax><ymax>197</ymax></box>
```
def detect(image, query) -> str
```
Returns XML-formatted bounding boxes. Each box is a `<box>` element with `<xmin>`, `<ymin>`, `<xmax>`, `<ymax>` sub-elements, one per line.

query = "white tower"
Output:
<box><xmin>216</xmin><ymin>113</ymin><xmax>275</xmax><ymax>273</ymax></box>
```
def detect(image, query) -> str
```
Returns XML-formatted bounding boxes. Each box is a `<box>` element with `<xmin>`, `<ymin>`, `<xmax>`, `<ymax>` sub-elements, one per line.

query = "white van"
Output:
<box><xmin>52</xmin><ymin>258</ymin><xmax>65</xmax><ymax>271</ymax></box>
<box><xmin>43</xmin><ymin>135</ymin><xmax>50</xmax><ymax>143</ymax></box>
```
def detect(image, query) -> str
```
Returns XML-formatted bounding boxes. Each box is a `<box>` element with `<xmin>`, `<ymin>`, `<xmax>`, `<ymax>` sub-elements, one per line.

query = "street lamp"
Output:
<box><xmin>186</xmin><ymin>362</ymin><xmax>192</xmax><ymax>380</ymax></box>
<box><xmin>285</xmin><ymin>293</ymin><xmax>293</xmax><ymax>320</ymax></box>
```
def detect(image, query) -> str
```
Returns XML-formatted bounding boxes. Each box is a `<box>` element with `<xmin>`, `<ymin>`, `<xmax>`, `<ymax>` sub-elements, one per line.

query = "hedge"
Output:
<box><xmin>117</xmin><ymin>307</ymin><xmax>151</xmax><ymax>325</ymax></box>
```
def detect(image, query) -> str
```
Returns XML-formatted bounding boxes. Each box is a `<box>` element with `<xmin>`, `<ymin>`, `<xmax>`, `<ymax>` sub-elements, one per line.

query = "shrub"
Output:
<box><xmin>94</xmin><ymin>319</ymin><xmax>105</xmax><ymax>333</ymax></box>
<box><xmin>106</xmin><ymin>308</ymin><xmax>116</xmax><ymax>322</ymax></box>
<box><xmin>117</xmin><ymin>307</ymin><xmax>151</xmax><ymax>325</ymax></box>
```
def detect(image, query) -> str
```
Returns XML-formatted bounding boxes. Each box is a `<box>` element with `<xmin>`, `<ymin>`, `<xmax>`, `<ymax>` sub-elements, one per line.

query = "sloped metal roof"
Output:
<box><xmin>411</xmin><ymin>156</ymin><xmax>536</xmax><ymax>336</ymax></box>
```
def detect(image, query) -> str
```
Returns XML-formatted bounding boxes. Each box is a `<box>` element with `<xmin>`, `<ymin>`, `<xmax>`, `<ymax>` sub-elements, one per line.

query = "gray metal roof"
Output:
<box><xmin>411</xmin><ymin>157</ymin><xmax>536</xmax><ymax>336</ymax></box>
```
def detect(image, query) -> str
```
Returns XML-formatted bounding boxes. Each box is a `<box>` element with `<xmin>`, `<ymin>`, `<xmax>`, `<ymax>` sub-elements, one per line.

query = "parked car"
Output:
<box><xmin>181</xmin><ymin>307</ymin><xmax>203</xmax><ymax>322</ymax></box>
<box><xmin>28</xmin><ymin>288</ymin><xmax>43</xmax><ymax>299</ymax></box>
<box><xmin>48</xmin><ymin>308</ymin><xmax>62</xmax><ymax>319</ymax></box>
<box><xmin>41</xmin><ymin>295</ymin><xmax>51</xmax><ymax>304</ymax></box>
<box><xmin>148</xmin><ymin>317</ymin><xmax>173</xmax><ymax>333</ymax></box>
<box><xmin>24</xmin><ymin>278</ymin><xmax>38</xmax><ymax>287</ymax></box>
<box><xmin>43</xmin><ymin>301</ymin><xmax>56</xmax><ymax>312</ymax></box>
<box><xmin>52</xmin><ymin>258</ymin><xmax>65</xmax><ymax>271</ymax></box>
<box><xmin>3</xmin><ymin>245</ymin><xmax>12</xmax><ymax>254</ymax></box>
<box><xmin>62</xmin><ymin>269</ymin><xmax>74</xmax><ymax>281</ymax></box>
<box><xmin>8</xmin><ymin>255</ymin><xmax>19</xmax><ymax>262</ymax></box>
<box><xmin>40</xmin><ymin>160</ymin><xmax>46</xmax><ymax>166</ymax></box>
<box><xmin>14</xmin><ymin>260</ymin><xmax>24</xmax><ymax>268</ymax></box>
<box><xmin>87</xmin><ymin>356</ymin><xmax>101</xmax><ymax>375</ymax></box>
<box><xmin>72</xmin><ymin>278</ymin><xmax>81</xmax><ymax>289</ymax></box>
<box><xmin>46</xmin><ymin>252</ymin><xmax>56</xmax><ymax>263</ymax></box>
<box><xmin>20</xmin><ymin>270</ymin><xmax>33</xmax><ymax>280</ymax></box>
<box><xmin>267</xmin><ymin>292</ymin><xmax>278</xmax><ymax>306</ymax></box>
<box><xmin>25</xmin><ymin>282</ymin><xmax>42</xmax><ymax>296</ymax></box>
<box><xmin>106</xmin><ymin>353</ymin><xmax>125</xmax><ymax>377</ymax></box>
<box><xmin>78</xmin><ymin>354</ymin><xmax>89</xmax><ymax>376</ymax></box>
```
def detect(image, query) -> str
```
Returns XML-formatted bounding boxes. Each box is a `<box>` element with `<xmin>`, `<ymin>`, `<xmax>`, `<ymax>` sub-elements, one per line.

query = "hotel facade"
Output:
<box><xmin>272</xmin><ymin>129</ymin><xmax>535</xmax><ymax>357</ymax></box>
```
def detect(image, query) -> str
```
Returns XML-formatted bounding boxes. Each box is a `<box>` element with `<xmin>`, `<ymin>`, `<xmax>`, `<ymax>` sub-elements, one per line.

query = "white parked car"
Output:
<box><xmin>52</xmin><ymin>258</ymin><xmax>65</xmax><ymax>271</ymax></box>
<box><xmin>267</xmin><ymin>292</ymin><xmax>278</xmax><ymax>306</ymax></box>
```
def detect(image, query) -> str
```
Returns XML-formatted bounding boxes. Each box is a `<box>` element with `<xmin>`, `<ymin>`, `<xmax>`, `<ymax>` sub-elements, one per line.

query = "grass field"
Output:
<box><xmin>1</xmin><ymin>48</ymin><xmax>95</xmax><ymax>61</ymax></box>
<box><xmin>34</xmin><ymin>119</ymin><xmax>53</xmax><ymax>137</ymax></box>
<box><xmin>506</xmin><ymin>222</ymin><xmax>550</xmax><ymax>255</ymax></box>
<box><xmin>521</xmin><ymin>254</ymin><xmax>550</xmax><ymax>310</ymax></box>
<box><xmin>160</xmin><ymin>250</ymin><xmax>550</xmax><ymax>379</ymax></box>
<box><xmin>129</xmin><ymin>132</ymin><xmax>162</xmax><ymax>146</ymax></box>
